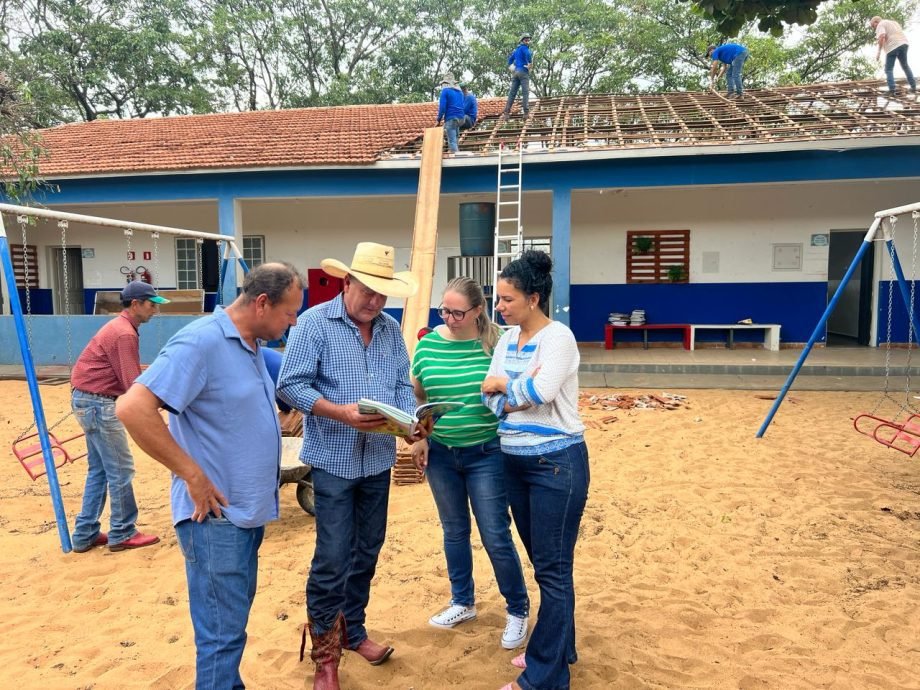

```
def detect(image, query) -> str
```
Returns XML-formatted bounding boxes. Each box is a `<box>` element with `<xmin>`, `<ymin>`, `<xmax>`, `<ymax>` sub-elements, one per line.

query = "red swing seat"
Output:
<box><xmin>853</xmin><ymin>413</ymin><xmax>920</xmax><ymax>457</ymax></box>
<box><xmin>12</xmin><ymin>431</ymin><xmax>87</xmax><ymax>481</ymax></box>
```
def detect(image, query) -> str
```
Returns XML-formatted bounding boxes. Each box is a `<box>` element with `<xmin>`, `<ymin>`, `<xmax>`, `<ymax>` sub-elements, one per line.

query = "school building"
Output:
<box><xmin>2</xmin><ymin>79</ymin><xmax>920</xmax><ymax>365</ymax></box>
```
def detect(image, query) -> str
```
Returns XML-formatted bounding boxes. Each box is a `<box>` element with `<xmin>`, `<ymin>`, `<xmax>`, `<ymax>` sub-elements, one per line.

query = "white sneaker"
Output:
<box><xmin>501</xmin><ymin>614</ymin><xmax>529</xmax><ymax>649</ymax></box>
<box><xmin>429</xmin><ymin>604</ymin><xmax>477</xmax><ymax>629</ymax></box>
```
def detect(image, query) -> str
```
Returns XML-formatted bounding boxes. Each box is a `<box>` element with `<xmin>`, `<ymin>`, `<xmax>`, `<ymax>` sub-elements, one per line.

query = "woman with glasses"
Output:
<box><xmin>482</xmin><ymin>250</ymin><xmax>588</xmax><ymax>690</ymax></box>
<box><xmin>411</xmin><ymin>277</ymin><xmax>530</xmax><ymax>651</ymax></box>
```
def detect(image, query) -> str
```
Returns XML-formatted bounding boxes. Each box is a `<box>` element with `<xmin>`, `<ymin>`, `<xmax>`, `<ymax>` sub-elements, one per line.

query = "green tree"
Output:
<box><xmin>685</xmin><ymin>0</ymin><xmax>827</xmax><ymax>37</ymax></box>
<box><xmin>0</xmin><ymin>73</ymin><xmax>47</xmax><ymax>201</ymax></box>
<box><xmin>12</xmin><ymin>0</ymin><xmax>212</xmax><ymax>121</ymax></box>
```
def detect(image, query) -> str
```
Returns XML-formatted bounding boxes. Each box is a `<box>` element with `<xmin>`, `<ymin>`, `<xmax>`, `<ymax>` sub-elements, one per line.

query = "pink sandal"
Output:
<box><xmin>511</xmin><ymin>653</ymin><xmax>526</xmax><ymax>669</ymax></box>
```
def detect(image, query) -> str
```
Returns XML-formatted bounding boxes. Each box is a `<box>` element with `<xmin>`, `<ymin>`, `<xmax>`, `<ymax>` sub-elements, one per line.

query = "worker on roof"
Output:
<box><xmin>707</xmin><ymin>42</ymin><xmax>749</xmax><ymax>99</ymax></box>
<box><xmin>501</xmin><ymin>34</ymin><xmax>533</xmax><ymax>119</ymax></box>
<box><xmin>870</xmin><ymin>16</ymin><xmax>917</xmax><ymax>96</ymax></box>
<box><xmin>460</xmin><ymin>82</ymin><xmax>478</xmax><ymax>131</ymax></box>
<box><xmin>436</xmin><ymin>73</ymin><xmax>465</xmax><ymax>154</ymax></box>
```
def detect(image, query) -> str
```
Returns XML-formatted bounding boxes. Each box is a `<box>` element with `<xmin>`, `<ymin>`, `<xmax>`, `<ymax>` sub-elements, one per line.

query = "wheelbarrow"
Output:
<box><xmin>280</xmin><ymin>436</ymin><xmax>314</xmax><ymax>515</ymax></box>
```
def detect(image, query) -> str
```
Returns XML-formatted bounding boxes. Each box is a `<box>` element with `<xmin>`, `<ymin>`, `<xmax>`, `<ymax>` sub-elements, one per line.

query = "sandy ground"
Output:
<box><xmin>1</xmin><ymin>381</ymin><xmax>919</xmax><ymax>689</ymax></box>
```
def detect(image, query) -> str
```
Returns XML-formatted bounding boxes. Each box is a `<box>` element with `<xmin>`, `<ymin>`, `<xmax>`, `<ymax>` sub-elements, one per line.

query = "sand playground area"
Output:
<box><xmin>0</xmin><ymin>380</ymin><xmax>919</xmax><ymax>689</ymax></box>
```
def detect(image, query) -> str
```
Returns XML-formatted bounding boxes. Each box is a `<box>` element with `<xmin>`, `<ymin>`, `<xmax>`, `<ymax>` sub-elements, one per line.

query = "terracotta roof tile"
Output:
<box><xmin>20</xmin><ymin>81</ymin><xmax>920</xmax><ymax>178</ymax></box>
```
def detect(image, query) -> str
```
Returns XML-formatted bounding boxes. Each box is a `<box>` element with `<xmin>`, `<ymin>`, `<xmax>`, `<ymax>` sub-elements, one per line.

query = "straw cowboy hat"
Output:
<box><xmin>321</xmin><ymin>242</ymin><xmax>418</xmax><ymax>298</ymax></box>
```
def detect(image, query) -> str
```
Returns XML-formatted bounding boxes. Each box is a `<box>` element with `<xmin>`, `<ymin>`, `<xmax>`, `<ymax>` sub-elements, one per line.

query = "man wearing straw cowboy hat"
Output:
<box><xmin>278</xmin><ymin>242</ymin><xmax>433</xmax><ymax>689</ymax></box>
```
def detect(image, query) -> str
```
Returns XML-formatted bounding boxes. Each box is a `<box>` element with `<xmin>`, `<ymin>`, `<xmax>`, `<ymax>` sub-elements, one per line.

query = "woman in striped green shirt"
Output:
<box><xmin>411</xmin><ymin>277</ymin><xmax>530</xmax><ymax>650</ymax></box>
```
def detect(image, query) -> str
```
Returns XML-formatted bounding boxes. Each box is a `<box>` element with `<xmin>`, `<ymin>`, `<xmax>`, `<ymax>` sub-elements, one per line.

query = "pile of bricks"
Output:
<box><xmin>393</xmin><ymin>440</ymin><xmax>425</xmax><ymax>486</ymax></box>
<box><xmin>579</xmin><ymin>392</ymin><xmax>689</xmax><ymax>429</ymax></box>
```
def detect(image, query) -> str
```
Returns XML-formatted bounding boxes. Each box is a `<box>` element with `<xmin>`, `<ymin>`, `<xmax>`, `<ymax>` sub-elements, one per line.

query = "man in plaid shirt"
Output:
<box><xmin>278</xmin><ymin>242</ymin><xmax>432</xmax><ymax>689</ymax></box>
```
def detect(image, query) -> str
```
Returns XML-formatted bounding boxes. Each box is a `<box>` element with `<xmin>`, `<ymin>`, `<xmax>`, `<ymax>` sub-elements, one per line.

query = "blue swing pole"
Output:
<box><xmin>886</xmin><ymin>235</ymin><xmax>920</xmax><ymax>340</ymax></box>
<box><xmin>758</xmin><ymin>208</ymin><xmax>920</xmax><ymax>438</ymax></box>
<box><xmin>0</xmin><ymin>214</ymin><xmax>73</xmax><ymax>552</ymax></box>
<box><xmin>757</xmin><ymin>218</ymin><xmax>882</xmax><ymax>438</ymax></box>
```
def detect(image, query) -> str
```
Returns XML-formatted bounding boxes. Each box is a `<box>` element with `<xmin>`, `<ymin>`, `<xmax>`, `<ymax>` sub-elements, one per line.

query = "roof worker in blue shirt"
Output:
<box><xmin>460</xmin><ymin>83</ymin><xmax>479</xmax><ymax>130</ymax></box>
<box><xmin>277</xmin><ymin>242</ymin><xmax>433</xmax><ymax>690</ymax></box>
<box><xmin>437</xmin><ymin>73</ymin><xmax>466</xmax><ymax>154</ymax></box>
<box><xmin>707</xmin><ymin>42</ymin><xmax>749</xmax><ymax>98</ymax></box>
<box><xmin>115</xmin><ymin>262</ymin><xmax>306</xmax><ymax>689</ymax></box>
<box><xmin>502</xmin><ymin>34</ymin><xmax>533</xmax><ymax>118</ymax></box>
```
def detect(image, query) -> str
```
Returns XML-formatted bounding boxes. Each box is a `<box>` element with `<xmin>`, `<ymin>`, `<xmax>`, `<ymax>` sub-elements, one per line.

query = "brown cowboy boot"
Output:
<box><xmin>301</xmin><ymin>612</ymin><xmax>347</xmax><ymax>690</ymax></box>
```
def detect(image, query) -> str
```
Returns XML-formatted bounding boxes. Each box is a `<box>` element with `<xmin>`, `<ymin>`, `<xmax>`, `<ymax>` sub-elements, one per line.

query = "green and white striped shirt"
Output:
<box><xmin>411</xmin><ymin>329</ymin><xmax>498</xmax><ymax>447</ymax></box>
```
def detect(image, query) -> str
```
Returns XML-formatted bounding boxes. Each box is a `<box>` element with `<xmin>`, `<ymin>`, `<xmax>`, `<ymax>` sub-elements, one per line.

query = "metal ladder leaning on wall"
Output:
<box><xmin>491</xmin><ymin>144</ymin><xmax>524</xmax><ymax>319</ymax></box>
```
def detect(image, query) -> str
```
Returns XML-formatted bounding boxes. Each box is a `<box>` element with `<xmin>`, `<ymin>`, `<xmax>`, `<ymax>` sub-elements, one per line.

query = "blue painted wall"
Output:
<box><xmin>570</xmin><ymin>282</ymin><xmax>828</xmax><ymax>344</ymax></box>
<box><xmin>0</xmin><ymin>314</ymin><xmax>204</xmax><ymax>365</ymax></box>
<box><xmin>877</xmin><ymin>281</ymin><xmax>920</xmax><ymax>344</ymax></box>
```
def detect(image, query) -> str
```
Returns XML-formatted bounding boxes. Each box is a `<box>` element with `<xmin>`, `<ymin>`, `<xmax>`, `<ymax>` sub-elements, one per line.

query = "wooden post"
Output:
<box><xmin>401</xmin><ymin>127</ymin><xmax>444</xmax><ymax>359</ymax></box>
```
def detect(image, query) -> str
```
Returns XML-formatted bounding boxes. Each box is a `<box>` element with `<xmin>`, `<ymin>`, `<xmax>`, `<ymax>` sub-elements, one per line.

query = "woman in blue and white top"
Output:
<box><xmin>482</xmin><ymin>250</ymin><xmax>589</xmax><ymax>690</ymax></box>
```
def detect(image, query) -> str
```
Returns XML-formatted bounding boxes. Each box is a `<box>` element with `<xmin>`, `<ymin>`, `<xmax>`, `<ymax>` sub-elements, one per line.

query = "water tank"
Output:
<box><xmin>459</xmin><ymin>202</ymin><xmax>495</xmax><ymax>257</ymax></box>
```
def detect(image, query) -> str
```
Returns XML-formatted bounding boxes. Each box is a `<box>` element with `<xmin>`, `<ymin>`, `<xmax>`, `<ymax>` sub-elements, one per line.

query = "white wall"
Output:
<box><xmin>571</xmin><ymin>180</ymin><xmax>920</xmax><ymax>285</ymax></box>
<box><xmin>240</xmin><ymin>193</ymin><xmax>552</xmax><ymax>308</ymax></box>
<box><xmin>5</xmin><ymin>180</ymin><xmax>919</xmax><ymax>316</ymax></box>
<box><xmin>0</xmin><ymin>202</ymin><xmax>218</xmax><ymax>295</ymax></box>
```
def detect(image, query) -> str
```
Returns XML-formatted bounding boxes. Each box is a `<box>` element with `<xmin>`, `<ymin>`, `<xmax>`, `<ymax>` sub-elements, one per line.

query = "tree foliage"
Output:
<box><xmin>0</xmin><ymin>0</ymin><xmax>914</xmax><ymax>124</ymax></box>
<box><xmin>0</xmin><ymin>73</ymin><xmax>47</xmax><ymax>201</ymax></box>
<box><xmin>685</xmin><ymin>0</ymin><xmax>827</xmax><ymax>37</ymax></box>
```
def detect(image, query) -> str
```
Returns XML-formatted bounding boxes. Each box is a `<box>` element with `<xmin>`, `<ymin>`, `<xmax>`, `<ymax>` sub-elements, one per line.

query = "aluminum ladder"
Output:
<box><xmin>491</xmin><ymin>145</ymin><xmax>524</xmax><ymax>319</ymax></box>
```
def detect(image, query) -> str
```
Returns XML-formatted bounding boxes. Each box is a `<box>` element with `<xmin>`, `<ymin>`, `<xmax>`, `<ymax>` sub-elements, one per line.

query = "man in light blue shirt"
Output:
<box><xmin>116</xmin><ymin>262</ymin><xmax>305</xmax><ymax>690</ymax></box>
<box><xmin>502</xmin><ymin>34</ymin><xmax>533</xmax><ymax>118</ymax></box>
<box><xmin>277</xmin><ymin>241</ymin><xmax>431</xmax><ymax>689</ymax></box>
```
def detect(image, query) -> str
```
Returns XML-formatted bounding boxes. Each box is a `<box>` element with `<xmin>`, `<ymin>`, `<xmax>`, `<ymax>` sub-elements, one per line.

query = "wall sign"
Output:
<box><xmin>127</xmin><ymin>250</ymin><xmax>136</xmax><ymax>260</ymax></box>
<box><xmin>772</xmin><ymin>243</ymin><xmax>803</xmax><ymax>271</ymax></box>
<box><xmin>143</xmin><ymin>251</ymin><xmax>152</xmax><ymax>260</ymax></box>
<box><xmin>81</xmin><ymin>248</ymin><xmax>95</xmax><ymax>259</ymax></box>
<box><xmin>810</xmin><ymin>234</ymin><xmax>829</xmax><ymax>247</ymax></box>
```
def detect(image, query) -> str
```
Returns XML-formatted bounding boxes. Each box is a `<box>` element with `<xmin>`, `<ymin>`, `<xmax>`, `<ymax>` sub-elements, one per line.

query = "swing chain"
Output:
<box><xmin>17</xmin><ymin>214</ymin><xmax>34</xmax><ymax>349</ymax></box>
<box><xmin>14</xmin><ymin>408</ymin><xmax>76</xmax><ymax>444</ymax></box>
<box><xmin>59</xmin><ymin>219</ymin><xmax>75</xmax><ymax>373</ymax></box>
<box><xmin>197</xmin><ymin>238</ymin><xmax>204</xmax><ymax>291</ymax></box>
<box><xmin>872</xmin><ymin>217</ymin><xmax>897</xmax><ymax>416</ymax></box>
<box><xmin>907</xmin><ymin>211</ymin><xmax>920</xmax><ymax>411</ymax></box>
<box><xmin>152</xmin><ymin>232</ymin><xmax>162</xmax><ymax>344</ymax></box>
<box><xmin>124</xmin><ymin>229</ymin><xmax>133</xmax><ymax>281</ymax></box>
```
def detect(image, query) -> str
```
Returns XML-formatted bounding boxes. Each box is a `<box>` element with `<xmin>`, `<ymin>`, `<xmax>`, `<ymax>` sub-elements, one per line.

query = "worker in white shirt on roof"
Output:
<box><xmin>870</xmin><ymin>16</ymin><xmax>917</xmax><ymax>96</ymax></box>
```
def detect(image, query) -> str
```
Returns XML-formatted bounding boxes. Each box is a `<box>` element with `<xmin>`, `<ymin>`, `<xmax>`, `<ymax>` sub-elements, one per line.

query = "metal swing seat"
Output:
<box><xmin>13</xmin><ymin>430</ymin><xmax>87</xmax><ymax>481</ymax></box>
<box><xmin>853</xmin><ymin>413</ymin><xmax>920</xmax><ymax>456</ymax></box>
<box><xmin>854</xmin><ymin>210</ymin><xmax>920</xmax><ymax>458</ymax></box>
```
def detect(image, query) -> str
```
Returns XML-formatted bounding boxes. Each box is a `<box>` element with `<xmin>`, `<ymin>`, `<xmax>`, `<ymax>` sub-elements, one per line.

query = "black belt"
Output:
<box><xmin>74</xmin><ymin>389</ymin><xmax>118</xmax><ymax>401</ymax></box>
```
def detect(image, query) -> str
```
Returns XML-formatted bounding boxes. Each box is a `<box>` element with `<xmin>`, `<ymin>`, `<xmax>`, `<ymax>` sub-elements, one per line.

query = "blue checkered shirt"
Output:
<box><xmin>276</xmin><ymin>295</ymin><xmax>415</xmax><ymax>479</ymax></box>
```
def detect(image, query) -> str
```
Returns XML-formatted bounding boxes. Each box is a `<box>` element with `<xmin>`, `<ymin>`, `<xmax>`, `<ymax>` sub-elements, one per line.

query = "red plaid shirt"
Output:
<box><xmin>70</xmin><ymin>311</ymin><xmax>142</xmax><ymax>397</ymax></box>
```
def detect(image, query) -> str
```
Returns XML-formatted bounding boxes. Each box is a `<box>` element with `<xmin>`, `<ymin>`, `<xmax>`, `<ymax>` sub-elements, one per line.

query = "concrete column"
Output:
<box><xmin>217</xmin><ymin>196</ymin><xmax>242</xmax><ymax>305</ymax></box>
<box><xmin>551</xmin><ymin>187</ymin><xmax>572</xmax><ymax>326</ymax></box>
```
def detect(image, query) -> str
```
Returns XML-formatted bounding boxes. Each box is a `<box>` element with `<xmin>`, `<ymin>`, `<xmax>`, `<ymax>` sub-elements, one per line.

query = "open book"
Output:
<box><xmin>357</xmin><ymin>398</ymin><xmax>464</xmax><ymax>437</ymax></box>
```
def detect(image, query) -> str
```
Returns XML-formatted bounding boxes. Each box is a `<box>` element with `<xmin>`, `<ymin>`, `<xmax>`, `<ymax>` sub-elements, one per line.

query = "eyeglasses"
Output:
<box><xmin>437</xmin><ymin>305</ymin><xmax>476</xmax><ymax>321</ymax></box>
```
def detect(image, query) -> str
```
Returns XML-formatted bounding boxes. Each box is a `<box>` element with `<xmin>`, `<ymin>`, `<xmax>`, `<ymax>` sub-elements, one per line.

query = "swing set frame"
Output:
<box><xmin>0</xmin><ymin>202</ymin><xmax>248</xmax><ymax>553</ymax></box>
<box><xmin>758</xmin><ymin>201</ymin><xmax>920</xmax><ymax>439</ymax></box>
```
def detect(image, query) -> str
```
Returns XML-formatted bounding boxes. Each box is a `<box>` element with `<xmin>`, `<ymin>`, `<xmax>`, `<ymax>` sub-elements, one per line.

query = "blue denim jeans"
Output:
<box><xmin>176</xmin><ymin>516</ymin><xmax>265</xmax><ymax>690</ymax></box>
<box><xmin>307</xmin><ymin>468</ymin><xmax>390</xmax><ymax>647</ymax></box>
<box><xmin>504</xmin><ymin>70</ymin><xmax>530</xmax><ymax>115</ymax></box>
<box><xmin>444</xmin><ymin>117</ymin><xmax>462</xmax><ymax>152</ymax></box>
<box><xmin>71</xmin><ymin>389</ymin><xmax>138</xmax><ymax>549</ymax></box>
<box><xmin>505</xmin><ymin>441</ymin><xmax>589</xmax><ymax>690</ymax></box>
<box><xmin>426</xmin><ymin>438</ymin><xmax>529</xmax><ymax>617</ymax></box>
<box><xmin>885</xmin><ymin>44</ymin><xmax>917</xmax><ymax>93</ymax></box>
<box><xmin>726</xmin><ymin>50</ymin><xmax>749</xmax><ymax>95</ymax></box>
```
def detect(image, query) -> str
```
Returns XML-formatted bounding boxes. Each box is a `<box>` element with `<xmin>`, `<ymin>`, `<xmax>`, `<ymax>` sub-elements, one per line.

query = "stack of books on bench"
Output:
<box><xmin>608</xmin><ymin>312</ymin><xmax>629</xmax><ymax>326</ymax></box>
<box><xmin>630</xmin><ymin>309</ymin><xmax>646</xmax><ymax>325</ymax></box>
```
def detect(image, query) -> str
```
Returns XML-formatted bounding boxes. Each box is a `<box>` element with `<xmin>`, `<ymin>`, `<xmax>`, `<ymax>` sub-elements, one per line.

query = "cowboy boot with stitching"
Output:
<box><xmin>302</xmin><ymin>612</ymin><xmax>347</xmax><ymax>690</ymax></box>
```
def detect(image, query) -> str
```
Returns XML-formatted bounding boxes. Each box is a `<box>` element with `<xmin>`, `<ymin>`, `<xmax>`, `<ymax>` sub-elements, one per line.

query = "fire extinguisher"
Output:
<box><xmin>137</xmin><ymin>266</ymin><xmax>152</xmax><ymax>284</ymax></box>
